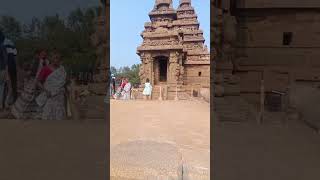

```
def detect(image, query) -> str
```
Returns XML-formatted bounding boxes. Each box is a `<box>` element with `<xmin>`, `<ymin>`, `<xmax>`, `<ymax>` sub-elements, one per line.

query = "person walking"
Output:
<box><xmin>142</xmin><ymin>78</ymin><xmax>152</xmax><ymax>100</ymax></box>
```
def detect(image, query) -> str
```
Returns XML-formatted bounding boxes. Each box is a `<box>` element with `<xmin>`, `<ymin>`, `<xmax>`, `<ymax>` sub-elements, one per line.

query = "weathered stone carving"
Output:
<box><xmin>137</xmin><ymin>0</ymin><xmax>210</xmax><ymax>86</ymax></box>
<box><xmin>91</xmin><ymin>7</ymin><xmax>107</xmax><ymax>83</ymax></box>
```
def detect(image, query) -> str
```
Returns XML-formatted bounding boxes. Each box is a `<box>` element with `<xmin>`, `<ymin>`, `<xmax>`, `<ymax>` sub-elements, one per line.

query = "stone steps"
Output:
<box><xmin>133</xmin><ymin>86</ymin><xmax>192</xmax><ymax>100</ymax></box>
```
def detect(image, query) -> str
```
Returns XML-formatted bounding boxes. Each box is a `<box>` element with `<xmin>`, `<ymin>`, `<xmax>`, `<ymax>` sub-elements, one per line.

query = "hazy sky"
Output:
<box><xmin>111</xmin><ymin>0</ymin><xmax>210</xmax><ymax>68</ymax></box>
<box><xmin>0</xmin><ymin>0</ymin><xmax>99</xmax><ymax>23</ymax></box>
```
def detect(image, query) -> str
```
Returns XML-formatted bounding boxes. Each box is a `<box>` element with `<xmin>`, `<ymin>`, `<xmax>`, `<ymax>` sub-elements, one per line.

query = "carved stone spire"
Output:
<box><xmin>156</xmin><ymin>0</ymin><xmax>172</xmax><ymax>5</ymax></box>
<box><xmin>154</xmin><ymin>0</ymin><xmax>173</xmax><ymax>9</ymax></box>
<box><xmin>180</xmin><ymin>0</ymin><xmax>191</xmax><ymax>5</ymax></box>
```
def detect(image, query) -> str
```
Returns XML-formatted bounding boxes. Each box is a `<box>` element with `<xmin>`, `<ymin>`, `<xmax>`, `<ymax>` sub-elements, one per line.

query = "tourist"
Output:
<box><xmin>121</xmin><ymin>78</ymin><xmax>132</xmax><ymax>100</ymax></box>
<box><xmin>120</xmin><ymin>77</ymin><xmax>126</xmax><ymax>90</ymax></box>
<box><xmin>110</xmin><ymin>74</ymin><xmax>116</xmax><ymax>96</ymax></box>
<box><xmin>11</xmin><ymin>49</ymin><xmax>50</xmax><ymax>119</ymax></box>
<box><xmin>2</xmin><ymin>35</ymin><xmax>18</xmax><ymax>105</ymax></box>
<box><xmin>0</xmin><ymin>30</ymin><xmax>8</xmax><ymax>110</ymax></box>
<box><xmin>142</xmin><ymin>78</ymin><xmax>152</xmax><ymax>100</ymax></box>
<box><xmin>31</xmin><ymin>49</ymin><xmax>50</xmax><ymax>78</ymax></box>
<box><xmin>35</xmin><ymin>51</ymin><xmax>66</xmax><ymax>120</ymax></box>
<box><xmin>112</xmin><ymin>74</ymin><xmax>116</xmax><ymax>95</ymax></box>
<box><xmin>113</xmin><ymin>77</ymin><xmax>126</xmax><ymax>100</ymax></box>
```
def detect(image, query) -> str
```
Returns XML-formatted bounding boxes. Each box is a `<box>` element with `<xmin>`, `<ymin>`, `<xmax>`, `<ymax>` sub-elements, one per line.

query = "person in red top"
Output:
<box><xmin>120</xmin><ymin>77</ymin><xmax>126</xmax><ymax>89</ymax></box>
<box><xmin>37</xmin><ymin>65</ymin><xmax>53</xmax><ymax>84</ymax></box>
<box><xmin>36</xmin><ymin>51</ymin><xmax>67</xmax><ymax>120</ymax></box>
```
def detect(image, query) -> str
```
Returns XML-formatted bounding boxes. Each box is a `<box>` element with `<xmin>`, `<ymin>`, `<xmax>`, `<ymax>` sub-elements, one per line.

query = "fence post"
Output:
<box><xmin>158</xmin><ymin>86</ymin><xmax>163</xmax><ymax>101</ymax></box>
<box><xmin>259</xmin><ymin>71</ymin><xmax>265</xmax><ymax>124</ymax></box>
<box><xmin>175</xmin><ymin>82</ymin><xmax>179</xmax><ymax>101</ymax></box>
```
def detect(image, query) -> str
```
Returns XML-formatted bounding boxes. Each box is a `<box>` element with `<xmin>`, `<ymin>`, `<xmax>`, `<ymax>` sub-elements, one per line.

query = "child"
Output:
<box><xmin>142</xmin><ymin>78</ymin><xmax>152</xmax><ymax>100</ymax></box>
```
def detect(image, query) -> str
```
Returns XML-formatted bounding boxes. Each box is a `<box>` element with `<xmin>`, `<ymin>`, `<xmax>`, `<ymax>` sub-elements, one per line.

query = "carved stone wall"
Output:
<box><xmin>137</xmin><ymin>0</ymin><xmax>210</xmax><ymax>88</ymax></box>
<box><xmin>213</xmin><ymin>0</ymin><xmax>320</xmax><ymax>108</ymax></box>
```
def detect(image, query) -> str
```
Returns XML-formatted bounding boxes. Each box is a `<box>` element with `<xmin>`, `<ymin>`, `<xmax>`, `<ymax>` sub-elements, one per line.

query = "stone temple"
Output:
<box><xmin>213</xmin><ymin>0</ymin><xmax>320</xmax><ymax>126</ymax></box>
<box><xmin>136</xmin><ymin>0</ymin><xmax>210</xmax><ymax>99</ymax></box>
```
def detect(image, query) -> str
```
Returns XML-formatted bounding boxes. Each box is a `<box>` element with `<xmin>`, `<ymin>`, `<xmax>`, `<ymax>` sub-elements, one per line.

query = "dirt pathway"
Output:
<box><xmin>110</xmin><ymin>99</ymin><xmax>210</xmax><ymax>179</ymax></box>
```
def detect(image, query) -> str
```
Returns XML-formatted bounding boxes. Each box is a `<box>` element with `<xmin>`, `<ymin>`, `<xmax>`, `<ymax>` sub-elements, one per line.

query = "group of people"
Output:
<box><xmin>110</xmin><ymin>76</ymin><xmax>132</xmax><ymax>100</ymax></box>
<box><xmin>0</xmin><ymin>30</ymin><xmax>67</xmax><ymax>120</ymax></box>
<box><xmin>110</xmin><ymin>75</ymin><xmax>153</xmax><ymax>100</ymax></box>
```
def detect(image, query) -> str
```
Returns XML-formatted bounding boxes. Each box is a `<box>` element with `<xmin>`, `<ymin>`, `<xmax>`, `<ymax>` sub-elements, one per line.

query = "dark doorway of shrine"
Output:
<box><xmin>154</xmin><ymin>56</ymin><xmax>168</xmax><ymax>84</ymax></box>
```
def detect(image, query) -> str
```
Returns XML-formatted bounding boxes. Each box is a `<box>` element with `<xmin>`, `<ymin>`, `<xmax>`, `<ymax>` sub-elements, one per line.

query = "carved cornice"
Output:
<box><xmin>137</xmin><ymin>45</ymin><xmax>184</xmax><ymax>51</ymax></box>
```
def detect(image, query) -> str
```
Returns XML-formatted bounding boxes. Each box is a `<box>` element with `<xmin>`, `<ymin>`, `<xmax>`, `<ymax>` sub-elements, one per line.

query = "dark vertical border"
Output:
<box><xmin>103</xmin><ymin>0</ymin><xmax>110</xmax><ymax>179</ymax></box>
<box><xmin>210</xmin><ymin>0</ymin><xmax>215</xmax><ymax>179</ymax></box>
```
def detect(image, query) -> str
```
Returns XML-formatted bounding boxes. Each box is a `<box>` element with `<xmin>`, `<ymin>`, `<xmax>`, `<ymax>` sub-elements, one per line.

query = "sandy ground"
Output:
<box><xmin>214</xmin><ymin>119</ymin><xmax>320</xmax><ymax>180</ymax></box>
<box><xmin>110</xmin><ymin>99</ymin><xmax>210</xmax><ymax>178</ymax></box>
<box><xmin>0</xmin><ymin>119</ymin><xmax>107</xmax><ymax>180</ymax></box>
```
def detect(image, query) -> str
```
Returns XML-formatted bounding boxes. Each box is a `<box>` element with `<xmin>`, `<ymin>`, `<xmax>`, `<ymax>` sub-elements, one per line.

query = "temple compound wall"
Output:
<box><xmin>137</xmin><ymin>0</ymin><xmax>210</xmax><ymax>90</ymax></box>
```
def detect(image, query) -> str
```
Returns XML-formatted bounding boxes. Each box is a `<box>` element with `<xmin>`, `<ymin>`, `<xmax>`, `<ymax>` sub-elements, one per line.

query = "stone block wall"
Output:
<box><xmin>235</xmin><ymin>0</ymin><xmax>320</xmax><ymax>8</ymax></box>
<box><xmin>184</xmin><ymin>65</ymin><xmax>210</xmax><ymax>87</ymax></box>
<box><xmin>235</xmin><ymin>11</ymin><xmax>320</xmax><ymax>94</ymax></box>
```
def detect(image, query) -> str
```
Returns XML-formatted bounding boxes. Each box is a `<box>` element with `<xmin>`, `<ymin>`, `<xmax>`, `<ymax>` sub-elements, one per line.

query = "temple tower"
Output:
<box><xmin>137</xmin><ymin>0</ymin><xmax>210</xmax><ymax>88</ymax></box>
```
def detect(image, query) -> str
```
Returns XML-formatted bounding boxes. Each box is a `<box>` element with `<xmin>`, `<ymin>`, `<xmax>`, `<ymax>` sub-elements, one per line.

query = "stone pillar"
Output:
<box><xmin>150</xmin><ymin>56</ymin><xmax>154</xmax><ymax>85</ymax></box>
<box><xmin>168</xmin><ymin>51</ymin><xmax>180</xmax><ymax>85</ymax></box>
<box><xmin>139</xmin><ymin>53</ymin><xmax>153</xmax><ymax>85</ymax></box>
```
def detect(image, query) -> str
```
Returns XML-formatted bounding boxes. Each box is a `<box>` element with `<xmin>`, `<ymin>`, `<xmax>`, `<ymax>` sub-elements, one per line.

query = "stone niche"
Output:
<box><xmin>139</xmin><ymin>51</ymin><xmax>184</xmax><ymax>85</ymax></box>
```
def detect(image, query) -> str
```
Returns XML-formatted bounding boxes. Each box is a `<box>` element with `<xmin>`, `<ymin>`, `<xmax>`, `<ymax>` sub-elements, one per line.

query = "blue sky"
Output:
<box><xmin>0</xmin><ymin>0</ymin><xmax>98</xmax><ymax>23</ymax></box>
<box><xmin>111</xmin><ymin>0</ymin><xmax>210</xmax><ymax>68</ymax></box>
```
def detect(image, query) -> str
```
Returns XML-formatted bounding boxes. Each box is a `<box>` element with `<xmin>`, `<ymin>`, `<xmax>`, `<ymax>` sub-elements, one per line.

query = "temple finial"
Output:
<box><xmin>154</xmin><ymin>0</ymin><xmax>173</xmax><ymax>9</ymax></box>
<box><xmin>155</xmin><ymin>0</ymin><xmax>173</xmax><ymax>5</ymax></box>
<box><xmin>180</xmin><ymin>0</ymin><xmax>191</xmax><ymax>5</ymax></box>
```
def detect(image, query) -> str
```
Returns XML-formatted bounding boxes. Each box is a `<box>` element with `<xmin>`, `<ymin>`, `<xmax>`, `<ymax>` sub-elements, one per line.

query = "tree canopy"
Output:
<box><xmin>111</xmin><ymin>64</ymin><xmax>141</xmax><ymax>86</ymax></box>
<box><xmin>0</xmin><ymin>7</ymin><xmax>101</xmax><ymax>75</ymax></box>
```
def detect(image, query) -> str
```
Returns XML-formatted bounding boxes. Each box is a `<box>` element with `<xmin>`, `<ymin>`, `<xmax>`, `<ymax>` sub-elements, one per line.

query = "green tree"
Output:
<box><xmin>0</xmin><ymin>6</ymin><xmax>100</xmax><ymax>73</ymax></box>
<box><xmin>0</xmin><ymin>16</ymin><xmax>22</xmax><ymax>41</ymax></box>
<box><xmin>114</xmin><ymin>64</ymin><xmax>141</xmax><ymax>86</ymax></box>
<box><xmin>110</xmin><ymin>66</ymin><xmax>117</xmax><ymax>75</ymax></box>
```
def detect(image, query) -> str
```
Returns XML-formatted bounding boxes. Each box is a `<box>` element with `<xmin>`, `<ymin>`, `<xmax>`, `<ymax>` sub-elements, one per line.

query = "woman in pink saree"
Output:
<box><xmin>36</xmin><ymin>52</ymin><xmax>66</xmax><ymax>120</ymax></box>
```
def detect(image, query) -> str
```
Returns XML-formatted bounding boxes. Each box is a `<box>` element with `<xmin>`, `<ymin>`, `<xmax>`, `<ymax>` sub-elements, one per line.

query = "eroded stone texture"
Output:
<box><xmin>137</xmin><ymin>0</ymin><xmax>210</xmax><ymax>89</ymax></box>
<box><xmin>111</xmin><ymin>140</ymin><xmax>183</xmax><ymax>180</ymax></box>
<box><xmin>91</xmin><ymin>3</ymin><xmax>108</xmax><ymax>83</ymax></box>
<box><xmin>213</xmin><ymin>0</ymin><xmax>320</xmax><ymax>123</ymax></box>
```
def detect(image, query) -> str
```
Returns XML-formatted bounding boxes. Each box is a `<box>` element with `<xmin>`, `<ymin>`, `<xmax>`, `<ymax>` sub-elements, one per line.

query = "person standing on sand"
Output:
<box><xmin>36</xmin><ymin>51</ymin><xmax>66</xmax><ymax>120</ymax></box>
<box><xmin>11</xmin><ymin>49</ymin><xmax>50</xmax><ymax>119</ymax></box>
<box><xmin>121</xmin><ymin>78</ymin><xmax>132</xmax><ymax>100</ymax></box>
<box><xmin>31</xmin><ymin>49</ymin><xmax>50</xmax><ymax>78</ymax></box>
<box><xmin>120</xmin><ymin>77</ymin><xmax>126</xmax><ymax>90</ymax></box>
<box><xmin>110</xmin><ymin>74</ymin><xmax>116</xmax><ymax>96</ymax></box>
<box><xmin>2</xmin><ymin>35</ymin><xmax>18</xmax><ymax>105</ymax></box>
<box><xmin>142</xmin><ymin>78</ymin><xmax>152</xmax><ymax>100</ymax></box>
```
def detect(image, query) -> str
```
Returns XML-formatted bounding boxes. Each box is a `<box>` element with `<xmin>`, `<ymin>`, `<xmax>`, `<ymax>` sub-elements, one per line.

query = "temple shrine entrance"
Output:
<box><xmin>154</xmin><ymin>56</ymin><xmax>168</xmax><ymax>85</ymax></box>
<box><xmin>159</xmin><ymin>58</ymin><xmax>168</xmax><ymax>82</ymax></box>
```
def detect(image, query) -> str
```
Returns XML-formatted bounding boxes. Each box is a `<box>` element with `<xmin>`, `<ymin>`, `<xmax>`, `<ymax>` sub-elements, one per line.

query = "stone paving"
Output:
<box><xmin>110</xmin><ymin>99</ymin><xmax>210</xmax><ymax>180</ymax></box>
